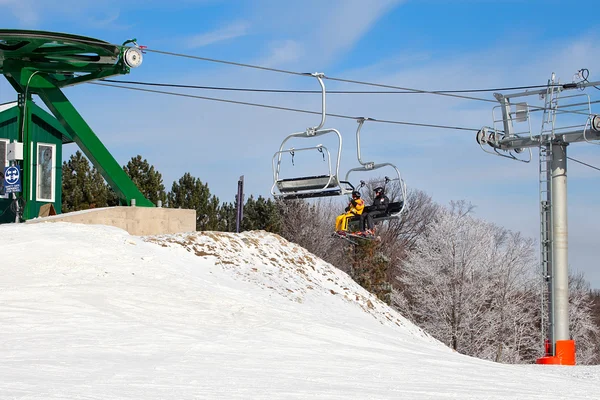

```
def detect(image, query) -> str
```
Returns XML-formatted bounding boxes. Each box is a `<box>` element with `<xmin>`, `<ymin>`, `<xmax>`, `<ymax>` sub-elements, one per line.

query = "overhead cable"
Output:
<box><xmin>89</xmin><ymin>82</ymin><xmax>479</xmax><ymax>132</ymax></box>
<box><xmin>100</xmin><ymin>78</ymin><xmax>561</xmax><ymax>95</ymax></box>
<box><xmin>43</xmin><ymin>36</ymin><xmax>599</xmax><ymax>104</ymax></box>
<box><xmin>141</xmin><ymin>47</ymin><xmax>494</xmax><ymax>103</ymax></box>
<box><xmin>567</xmin><ymin>156</ymin><xmax>600</xmax><ymax>172</ymax></box>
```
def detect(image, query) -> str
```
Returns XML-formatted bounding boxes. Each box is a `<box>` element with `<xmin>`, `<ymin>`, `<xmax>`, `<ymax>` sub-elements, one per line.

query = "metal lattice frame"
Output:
<box><xmin>0</xmin><ymin>30</ymin><xmax>153</xmax><ymax>216</ymax></box>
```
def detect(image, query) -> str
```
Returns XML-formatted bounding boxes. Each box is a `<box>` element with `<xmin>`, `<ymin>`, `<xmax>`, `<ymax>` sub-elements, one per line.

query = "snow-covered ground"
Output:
<box><xmin>0</xmin><ymin>222</ymin><xmax>598</xmax><ymax>399</ymax></box>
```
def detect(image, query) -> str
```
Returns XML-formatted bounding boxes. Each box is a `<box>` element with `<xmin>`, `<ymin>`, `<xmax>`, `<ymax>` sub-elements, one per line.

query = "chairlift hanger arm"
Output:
<box><xmin>307</xmin><ymin>72</ymin><xmax>326</xmax><ymax>133</ymax></box>
<box><xmin>355</xmin><ymin>117</ymin><xmax>376</xmax><ymax>168</ymax></box>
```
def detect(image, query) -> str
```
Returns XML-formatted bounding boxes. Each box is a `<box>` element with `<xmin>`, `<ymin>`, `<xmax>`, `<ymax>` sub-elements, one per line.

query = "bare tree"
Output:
<box><xmin>395</xmin><ymin>202</ymin><xmax>539</xmax><ymax>362</ymax></box>
<box><xmin>277</xmin><ymin>198</ymin><xmax>351</xmax><ymax>270</ymax></box>
<box><xmin>482</xmin><ymin>229</ymin><xmax>538</xmax><ymax>363</ymax></box>
<box><xmin>568</xmin><ymin>272</ymin><xmax>600</xmax><ymax>365</ymax></box>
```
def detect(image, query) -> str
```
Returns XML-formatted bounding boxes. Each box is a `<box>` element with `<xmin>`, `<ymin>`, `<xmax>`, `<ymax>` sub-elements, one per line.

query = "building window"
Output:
<box><xmin>0</xmin><ymin>139</ymin><xmax>8</xmax><ymax>199</ymax></box>
<box><xmin>36</xmin><ymin>143</ymin><xmax>55</xmax><ymax>202</ymax></box>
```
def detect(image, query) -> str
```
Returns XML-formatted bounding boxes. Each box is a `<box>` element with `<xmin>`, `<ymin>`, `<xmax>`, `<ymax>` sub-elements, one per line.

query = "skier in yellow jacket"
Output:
<box><xmin>335</xmin><ymin>191</ymin><xmax>365</xmax><ymax>233</ymax></box>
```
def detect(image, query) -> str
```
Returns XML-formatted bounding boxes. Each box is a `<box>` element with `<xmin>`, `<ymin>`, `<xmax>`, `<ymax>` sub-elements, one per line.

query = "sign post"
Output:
<box><xmin>4</xmin><ymin>165</ymin><xmax>22</xmax><ymax>223</ymax></box>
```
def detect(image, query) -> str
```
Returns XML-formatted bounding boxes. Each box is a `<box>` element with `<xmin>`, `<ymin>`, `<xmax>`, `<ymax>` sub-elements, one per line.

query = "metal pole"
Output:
<box><xmin>551</xmin><ymin>143</ymin><xmax>569</xmax><ymax>343</ymax></box>
<box><xmin>235</xmin><ymin>175</ymin><xmax>244</xmax><ymax>233</ymax></box>
<box><xmin>13</xmin><ymin>192</ymin><xmax>19</xmax><ymax>223</ymax></box>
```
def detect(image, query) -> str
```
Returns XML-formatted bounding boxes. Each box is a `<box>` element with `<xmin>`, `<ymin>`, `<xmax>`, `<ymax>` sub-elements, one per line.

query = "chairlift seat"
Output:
<box><xmin>276</xmin><ymin>174</ymin><xmax>339</xmax><ymax>193</ymax></box>
<box><xmin>347</xmin><ymin>201</ymin><xmax>404</xmax><ymax>226</ymax></box>
<box><xmin>279</xmin><ymin>188</ymin><xmax>343</xmax><ymax>200</ymax></box>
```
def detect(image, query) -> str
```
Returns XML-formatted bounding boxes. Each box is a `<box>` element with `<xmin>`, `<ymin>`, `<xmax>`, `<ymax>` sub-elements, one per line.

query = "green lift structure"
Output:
<box><xmin>0</xmin><ymin>29</ymin><xmax>153</xmax><ymax>221</ymax></box>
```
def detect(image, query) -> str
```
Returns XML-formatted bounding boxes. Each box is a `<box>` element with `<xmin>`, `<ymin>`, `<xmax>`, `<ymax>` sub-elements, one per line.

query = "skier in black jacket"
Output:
<box><xmin>361</xmin><ymin>186</ymin><xmax>389</xmax><ymax>235</ymax></box>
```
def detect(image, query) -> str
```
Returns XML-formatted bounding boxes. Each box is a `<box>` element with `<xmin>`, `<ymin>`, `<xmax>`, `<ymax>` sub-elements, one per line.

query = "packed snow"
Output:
<box><xmin>0</xmin><ymin>222</ymin><xmax>598</xmax><ymax>399</ymax></box>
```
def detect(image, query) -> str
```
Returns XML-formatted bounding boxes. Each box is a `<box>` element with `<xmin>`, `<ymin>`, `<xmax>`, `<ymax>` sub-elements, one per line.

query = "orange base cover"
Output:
<box><xmin>535</xmin><ymin>340</ymin><xmax>576</xmax><ymax>365</ymax></box>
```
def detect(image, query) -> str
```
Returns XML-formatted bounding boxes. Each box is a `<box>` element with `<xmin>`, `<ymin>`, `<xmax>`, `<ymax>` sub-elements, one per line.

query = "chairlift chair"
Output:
<box><xmin>344</xmin><ymin>118</ymin><xmax>407</xmax><ymax>224</ymax></box>
<box><xmin>271</xmin><ymin>73</ymin><xmax>354</xmax><ymax>200</ymax></box>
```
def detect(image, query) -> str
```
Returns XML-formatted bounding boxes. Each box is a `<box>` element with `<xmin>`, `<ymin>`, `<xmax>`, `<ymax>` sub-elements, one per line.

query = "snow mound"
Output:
<box><xmin>1</xmin><ymin>222</ymin><xmax>599</xmax><ymax>399</ymax></box>
<box><xmin>146</xmin><ymin>230</ymin><xmax>435</xmax><ymax>342</ymax></box>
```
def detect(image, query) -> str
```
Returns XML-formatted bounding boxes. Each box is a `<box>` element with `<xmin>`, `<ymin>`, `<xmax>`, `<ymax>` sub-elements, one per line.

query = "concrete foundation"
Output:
<box><xmin>26</xmin><ymin>206</ymin><xmax>196</xmax><ymax>236</ymax></box>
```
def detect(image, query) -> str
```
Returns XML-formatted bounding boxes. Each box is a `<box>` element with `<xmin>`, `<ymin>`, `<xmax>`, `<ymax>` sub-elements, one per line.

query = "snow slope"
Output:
<box><xmin>0</xmin><ymin>222</ymin><xmax>598</xmax><ymax>399</ymax></box>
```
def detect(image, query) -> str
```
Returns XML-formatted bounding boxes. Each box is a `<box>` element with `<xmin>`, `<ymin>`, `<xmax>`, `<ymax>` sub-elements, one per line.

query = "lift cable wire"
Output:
<box><xmin>143</xmin><ymin>48</ymin><xmax>307</xmax><ymax>77</ymax></box>
<box><xmin>89</xmin><ymin>81</ymin><xmax>480</xmax><ymax>132</ymax></box>
<box><xmin>99</xmin><ymin>78</ymin><xmax>560</xmax><ymax>95</ymax></box>
<box><xmin>100</xmin><ymin>77</ymin><xmax>600</xmax><ymax>117</ymax></box>
<box><xmin>140</xmin><ymin>48</ymin><xmax>599</xmax><ymax>103</ymax></box>
<box><xmin>566</xmin><ymin>156</ymin><xmax>600</xmax><ymax>172</ymax></box>
<box><xmin>141</xmin><ymin>48</ymin><xmax>495</xmax><ymax>103</ymax></box>
<box><xmin>95</xmin><ymin>78</ymin><xmax>600</xmax><ymax>121</ymax></box>
<box><xmin>35</xmin><ymin>35</ymin><xmax>598</xmax><ymax>104</ymax></box>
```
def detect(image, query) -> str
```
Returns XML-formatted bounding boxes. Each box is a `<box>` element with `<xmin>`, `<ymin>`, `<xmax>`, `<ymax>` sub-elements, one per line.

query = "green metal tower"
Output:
<box><xmin>0</xmin><ymin>29</ymin><xmax>153</xmax><ymax>220</ymax></box>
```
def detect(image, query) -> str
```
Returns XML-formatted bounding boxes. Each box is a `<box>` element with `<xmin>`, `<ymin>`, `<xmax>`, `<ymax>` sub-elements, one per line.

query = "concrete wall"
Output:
<box><xmin>26</xmin><ymin>206</ymin><xmax>196</xmax><ymax>236</ymax></box>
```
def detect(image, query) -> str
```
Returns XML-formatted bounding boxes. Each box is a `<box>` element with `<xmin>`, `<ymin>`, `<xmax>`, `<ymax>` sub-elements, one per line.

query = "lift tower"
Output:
<box><xmin>476</xmin><ymin>71</ymin><xmax>600</xmax><ymax>365</ymax></box>
<box><xmin>0</xmin><ymin>30</ymin><xmax>153</xmax><ymax>220</ymax></box>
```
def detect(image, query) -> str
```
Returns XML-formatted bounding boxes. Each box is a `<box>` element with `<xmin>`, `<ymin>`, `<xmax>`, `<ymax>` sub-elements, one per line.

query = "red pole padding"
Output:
<box><xmin>535</xmin><ymin>340</ymin><xmax>576</xmax><ymax>365</ymax></box>
<box><xmin>555</xmin><ymin>340</ymin><xmax>576</xmax><ymax>366</ymax></box>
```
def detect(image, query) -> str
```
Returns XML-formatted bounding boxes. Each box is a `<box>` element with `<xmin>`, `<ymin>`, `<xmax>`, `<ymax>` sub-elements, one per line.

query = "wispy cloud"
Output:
<box><xmin>85</xmin><ymin>10</ymin><xmax>132</xmax><ymax>31</ymax></box>
<box><xmin>317</xmin><ymin>0</ymin><xmax>405</xmax><ymax>61</ymax></box>
<box><xmin>185</xmin><ymin>22</ymin><xmax>249</xmax><ymax>48</ymax></box>
<box><xmin>253</xmin><ymin>0</ymin><xmax>405</xmax><ymax>68</ymax></box>
<box><xmin>0</xmin><ymin>0</ymin><xmax>40</xmax><ymax>26</ymax></box>
<box><xmin>0</xmin><ymin>0</ymin><xmax>129</xmax><ymax>29</ymax></box>
<box><xmin>261</xmin><ymin>40</ymin><xmax>305</xmax><ymax>67</ymax></box>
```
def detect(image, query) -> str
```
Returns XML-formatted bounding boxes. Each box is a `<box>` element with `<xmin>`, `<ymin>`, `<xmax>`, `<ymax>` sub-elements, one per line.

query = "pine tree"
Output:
<box><xmin>242</xmin><ymin>195</ymin><xmax>281</xmax><ymax>233</ymax></box>
<box><xmin>216</xmin><ymin>201</ymin><xmax>237</xmax><ymax>232</ymax></box>
<box><xmin>166</xmin><ymin>172</ymin><xmax>220</xmax><ymax>231</ymax></box>
<box><xmin>123</xmin><ymin>155</ymin><xmax>167</xmax><ymax>206</ymax></box>
<box><xmin>351</xmin><ymin>242</ymin><xmax>392</xmax><ymax>305</ymax></box>
<box><xmin>62</xmin><ymin>151</ymin><xmax>110</xmax><ymax>212</ymax></box>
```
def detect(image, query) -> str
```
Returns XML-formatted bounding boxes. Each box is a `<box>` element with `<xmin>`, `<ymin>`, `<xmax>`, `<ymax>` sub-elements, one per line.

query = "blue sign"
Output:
<box><xmin>4</xmin><ymin>166</ymin><xmax>21</xmax><ymax>193</ymax></box>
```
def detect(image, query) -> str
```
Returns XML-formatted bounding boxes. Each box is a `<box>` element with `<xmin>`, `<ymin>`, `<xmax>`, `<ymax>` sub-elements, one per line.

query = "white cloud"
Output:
<box><xmin>252</xmin><ymin>0</ymin><xmax>405</xmax><ymax>68</ymax></box>
<box><xmin>185</xmin><ymin>22</ymin><xmax>249</xmax><ymax>48</ymax></box>
<box><xmin>0</xmin><ymin>0</ymin><xmax>129</xmax><ymax>29</ymax></box>
<box><xmin>0</xmin><ymin>0</ymin><xmax>40</xmax><ymax>26</ymax></box>
<box><xmin>317</xmin><ymin>0</ymin><xmax>404</xmax><ymax>61</ymax></box>
<box><xmin>261</xmin><ymin>40</ymin><xmax>305</xmax><ymax>67</ymax></box>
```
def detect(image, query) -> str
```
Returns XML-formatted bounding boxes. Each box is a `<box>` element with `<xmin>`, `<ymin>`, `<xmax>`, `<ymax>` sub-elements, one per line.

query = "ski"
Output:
<box><xmin>332</xmin><ymin>231</ymin><xmax>380</xmax><ymax>244</ymax></box>
<box><xmin>332</xmin><ymin>231</ymin><xmax>358</xmax><ymax>245</ymax></box>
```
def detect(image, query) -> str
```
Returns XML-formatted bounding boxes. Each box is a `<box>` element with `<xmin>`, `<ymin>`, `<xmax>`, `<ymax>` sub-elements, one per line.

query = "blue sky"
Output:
<box><xmin>1</xmin><ymin>0</ymin><xmax>599</xmax><ymax>287</ymax></box>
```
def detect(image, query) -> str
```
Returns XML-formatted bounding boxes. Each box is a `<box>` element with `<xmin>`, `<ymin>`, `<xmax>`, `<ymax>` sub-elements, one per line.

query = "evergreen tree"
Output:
<box><xmin>351</xmin><ymin>242</ymin><xmax>392</xmax><ymax>305</ymax></box>
<box><xmin>123</xmin><ymin>155</ymin><xmax>167</xmax><ymax>206</ymax></box>
<box><xmin>62</xmin><ymin>151</ymin><xmax>110</xmax><ymax>212</ymax></box>
<box><xmin>216</xmin><ymin>202</ymin><xmax>237</xmax><ymax>232</ymax></box>
<box><xmin>167</xmin><ymin>172</ymin><xmax>220</xmax><ymax>231</ymax></box>
<box><xmin>242</xmin><ymin>195</ymin><xmax>281</xmax><ymax>233</ymax></box>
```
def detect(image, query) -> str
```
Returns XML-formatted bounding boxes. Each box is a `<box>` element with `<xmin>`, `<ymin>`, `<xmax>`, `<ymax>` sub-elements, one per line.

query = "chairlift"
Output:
<box><xmin>344</xmin><ymin>118</ymin><xmax>407</xmax><ymax>222</ymax></box>
<box><xmin>271</xmin><ymin>73</ymin><xmax>354</xmax><ymax>200</ymax></box>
